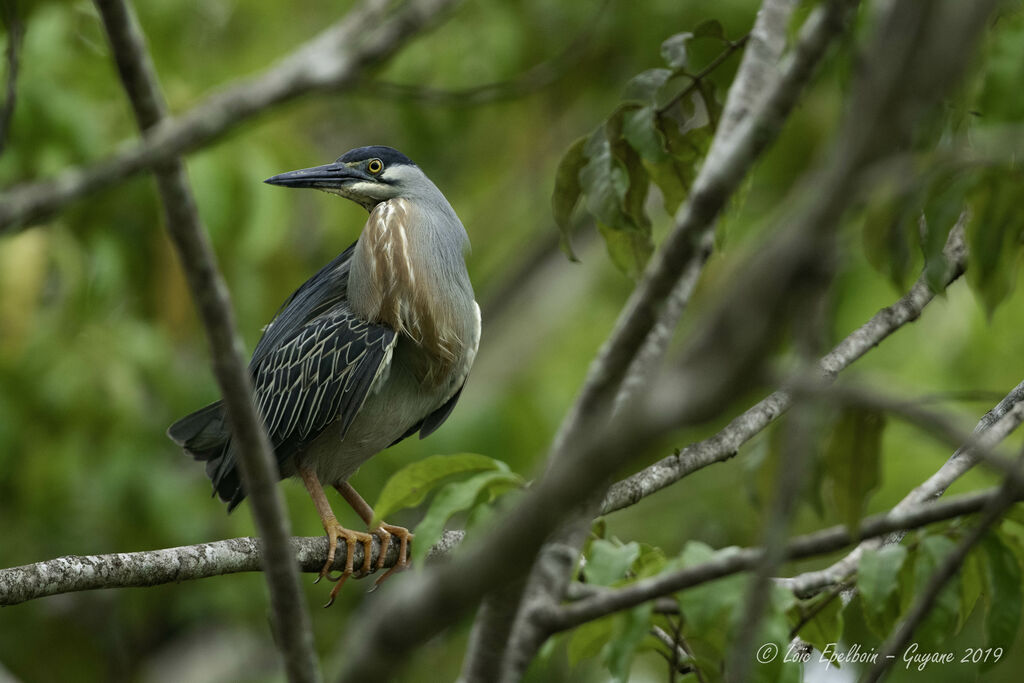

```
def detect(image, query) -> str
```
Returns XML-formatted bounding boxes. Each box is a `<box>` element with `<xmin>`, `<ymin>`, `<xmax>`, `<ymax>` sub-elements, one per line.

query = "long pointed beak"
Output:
<box><xmin>264</xmin><ymin>162</ymin><xmax>364</xmax><ymax>189</ymax></box>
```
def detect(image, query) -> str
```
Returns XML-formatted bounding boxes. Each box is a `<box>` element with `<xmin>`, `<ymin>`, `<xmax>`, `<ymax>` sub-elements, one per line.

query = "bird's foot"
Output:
<box><xmin>369</xmin><ymin>523</ymin><xmax>414</xmax><ymax>589</ymax></box>
<box><xmin>318</xmin><ymin>517</ymin><xmax>375</xmax><ymax>607</ymax></box>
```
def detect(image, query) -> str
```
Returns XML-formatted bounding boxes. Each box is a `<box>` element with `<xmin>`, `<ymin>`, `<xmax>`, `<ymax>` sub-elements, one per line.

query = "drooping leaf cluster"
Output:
<box><xmin>552</xmin><ymin>21</ymin><xmax>738</xmax><ymax>278</ymax></box>
<box><xmin>558</xmin><ymin>518</ymin><xmax>1024</xmax><ymax>683</ymax></box>
<box><xmin>859</xmin><ymin>8</ymin><xmax>1024</xmax><ymax>315</ymax></box>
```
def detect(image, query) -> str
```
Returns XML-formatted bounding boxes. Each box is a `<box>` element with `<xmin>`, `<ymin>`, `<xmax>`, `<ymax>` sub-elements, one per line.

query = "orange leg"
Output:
<box><xmin>335</xmin><ymin>481</ymin><xmax>414</xmax><ymax>587</ymax></box>
<box><xmin>298</xmin><ymin>466</ymin><xmax>374</xmax><ymax>607</ymax></box>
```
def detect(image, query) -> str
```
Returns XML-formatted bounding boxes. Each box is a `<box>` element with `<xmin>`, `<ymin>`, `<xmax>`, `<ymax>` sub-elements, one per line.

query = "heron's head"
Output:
<box><xmin>264</xmin><ymin>146</ymin><xmax>431</xmax><ymax>210</ymax></box>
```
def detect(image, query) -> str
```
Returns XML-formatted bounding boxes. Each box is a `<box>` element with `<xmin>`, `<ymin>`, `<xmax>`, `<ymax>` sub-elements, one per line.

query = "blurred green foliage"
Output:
<box><xmin>3</xmin><ymin>0</ymin><xmax>1024</xmax><ymax>682</ymax></box>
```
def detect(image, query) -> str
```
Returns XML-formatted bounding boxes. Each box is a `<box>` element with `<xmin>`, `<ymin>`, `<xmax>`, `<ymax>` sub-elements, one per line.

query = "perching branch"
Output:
<box><xmin>92</xmin><ymin>0</ymin><xmax>320</xmax><ymax>680</ymax></box>
<box><xmin>0</xmin><ymin>531</ymin><xmax>464</xmax><ymax>606</ymax></box>
<box><xmin>543</xmin><ymin>487</ymin><xmax>1023</xmax><ymax>634</ymax></box>
<box><xmin>0</xmin><ymin>0</ymin><xmax>460</xmax><ymax>233</ymax></box>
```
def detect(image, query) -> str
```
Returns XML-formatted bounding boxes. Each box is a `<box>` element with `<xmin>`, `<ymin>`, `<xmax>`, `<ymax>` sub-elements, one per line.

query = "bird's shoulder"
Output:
<box><xmin>252</xmin><ymin>242</ymin><xmax>362</xmax><ymax>367</ymax></box>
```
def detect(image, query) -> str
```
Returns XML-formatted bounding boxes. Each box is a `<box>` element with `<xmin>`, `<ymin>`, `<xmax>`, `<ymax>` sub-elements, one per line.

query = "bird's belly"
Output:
<box><xmin>297</xmin><ymin>346</ymin><xmax>461</xmax><ymax>486</ymax></box>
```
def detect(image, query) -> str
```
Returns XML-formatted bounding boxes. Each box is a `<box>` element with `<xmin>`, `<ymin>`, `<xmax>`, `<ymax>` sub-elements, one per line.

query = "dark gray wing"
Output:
<box><xmin>252</xmin><ymin>307</ymin><xmax>397</xmax><ymax>465</ymax></box>
<box><xmin>251</xmin><ymin>242</ymin><xmax>356</xmax><ymax>368</ymax></box>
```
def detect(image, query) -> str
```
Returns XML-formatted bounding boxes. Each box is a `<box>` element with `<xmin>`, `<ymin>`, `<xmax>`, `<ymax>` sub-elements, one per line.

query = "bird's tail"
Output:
<box><xmin>167</xmin><ymin>401</ymin><xmax>246</xmax><ymax>510</ymax></box>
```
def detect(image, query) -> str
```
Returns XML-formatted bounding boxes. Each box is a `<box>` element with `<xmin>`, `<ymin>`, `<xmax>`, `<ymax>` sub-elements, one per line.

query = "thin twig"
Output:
<box><xmin>543</xmin><ymin>487</ymin><xmax>1021</xmax><ymax>633</ymax></box>
<box><xmin>0</xmin><ymin>0</ymin><xmax>461</xmax><ymax>233</ymax></box>
<box><xmin>862</xmin><ymin>457</ymin><xmax>1024</xmax><ymax>683</ymax></box>
<box><xmin>650</xmin><ymin>625</ymin><xmax>694</xmax><ymax>678</ymax></box>
<box><xmin>0</xmin><ymin>0</ymin><xmax>22</xmax><ymax>157</ymax></box>
<box><xmin>654</xmin><ymin>34</ymin><xmax>751</xmax><ymax>116</ymax></box>
<box><xmin>92</xmin><ymin>0</ymin><xmax>320</xmax><ymax>679</ymax></box>
<box><xmin>361</xmin><ymin>0</ymin><xmax>610</xmax><ymax>107</ymax></box>
<box><xmin>600</xmin><ymin>221</ymin><xmax>968</xmax><ymax>517</ymax></box>
<box><xmin>785</xmin><ymin>380</ymin><xmax>1024</xmax><ymax>484</ymax></box>
<box><xmin>779</xmin><ymin>377</ymin><xmax>1024</xmax><ymax>597</ymax></box>
<box><xmin>788</xmin><ymin>585</ymin><xmax>846</xmax><ymax>640</ymax></box>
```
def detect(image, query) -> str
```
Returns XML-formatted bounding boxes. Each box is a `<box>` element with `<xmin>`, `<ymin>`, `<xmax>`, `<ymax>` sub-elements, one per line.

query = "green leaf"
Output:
<box><xmin>858</xmin><ymin>545</ymin><xmax>908</xmax><ymax>638</ymax></box>
<box><xmin>861</xmin><ymin>189</ymin><xmax>917</xmax><ymax>290</ymax></box>
<box><xmin>966</xmin><ymin>169</ymin><xmax>1024</xmax><ymax>315</ymax></box>
<box><xmin>795</xmin><ymin>593</ymin><xmax>844</xmax><ymax>655</ymax></box>
<box><xmin>634</xmin><ymin>543</ymin><xmax>668</xmax><ymax>579</ymax></box>
<box><xmin>604</xmin><ymin>603</ymin><xmax>653</xmax><ymax>683</ymax></box>
<box><xmin>411</xmin><ymin>469</ymin><xmax>523</xmax><ymax>567</ymax></box>
<box><xmin>579</xmin><ymin>127</ymin><xmax>630</xmax><ymax>229</ymax></box>
<box><xmin>693</xmin><ymin>19</ymin><xmax>725</xmax><ymax>40</ymax></box>
<box><xmin>587</xmin><ymin>539</ymin><xmax>640</xmax><ymax>586</ymax></box>
<box><xmin>823</xmin><ymin>408</ymin><xmax>885</xmax><ymax>534</ymax></box>
<box><xmin>913</xmin><ymin>535</ymin><xmax>961</xmax><ymax>648</ymax></box>
<box><xmin>622</xmin><ymin>105</ymin><xmax>669</xmax><ymax>163</ymax></box>
<box><xmin>981</xmin><ymin>531</ymin><xmax>1023</xmax><ymax>669</ymax></box>
<box><xmin>607</xmin><ymin>110</ymin><xmax>652</xmax><ymax>235</ymax></box>
<box><xmin>371</xmin><ymin>453</ymin><xmax>502</xmax><ymax>524</ymax></box>
<box><xmin>959</xmin><ymin>548</ymin><xmax>985</xmax><ymax>633</ymax></box>
<box><xmin>660</xmin><ymin>32</ymin><xmax>693</xmax><ymax>69</ymax></box>
<box><xmin>622</xmin><ymin>68</ymin><xmax>672</xmax><ymax>103</ymax></box>
<box><xmin>568</xmin><ymin>616</ymin><xmax>614</xmax><ymax>667</ymax></box>
<box><xmin>921</xmin><ymin>171</ymin><xmax>968</xmax><ymax>293</ymax></box>
<box><xmin>677</xmin><ymin>542</ymin><xmax>745</xmax><ymax>669</ymax></box>
<box><xmin>598</xmin><ymin>223</ymin><xmax>653</xmax><ymax>279</ymax></box>
<box><xmin>552</xmin><ymin>136</ymin><xmax>589</xmax><ymax>260</ymax></box>
<box><xmin>645</xmin><ymin>157</ymin><xmax>689</xmax><ymax>215</ymax></box>
<box><xmin>1002</xmin><ymin>502</ymin><xmax>1024</xmax><ymax>527</ymax></box>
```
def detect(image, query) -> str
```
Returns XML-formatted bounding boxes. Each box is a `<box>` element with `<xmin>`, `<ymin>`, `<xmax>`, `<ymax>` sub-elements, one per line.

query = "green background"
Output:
<box><xmin>1</xmin><ymin>1</ymin><xmax>1023</xmax><ymax>681</ymax></box>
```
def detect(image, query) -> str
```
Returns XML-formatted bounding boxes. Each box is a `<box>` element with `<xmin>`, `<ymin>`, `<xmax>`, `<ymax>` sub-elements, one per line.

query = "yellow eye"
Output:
<box><xmin>367</xmin><ymin>158</ymin><xmax>383</xmax><ymax>174</ymax></box>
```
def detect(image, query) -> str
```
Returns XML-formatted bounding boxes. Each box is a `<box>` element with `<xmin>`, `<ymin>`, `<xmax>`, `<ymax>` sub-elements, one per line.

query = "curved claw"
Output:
<box><xmin>370</xmin><ymin>523</ymin><xmax>414</xmax><ymax>590</ymax></box>
<box><xmin>318</xmin><ymin>518</ymin><xmax>375</xmax><ymax>607</ymax></box>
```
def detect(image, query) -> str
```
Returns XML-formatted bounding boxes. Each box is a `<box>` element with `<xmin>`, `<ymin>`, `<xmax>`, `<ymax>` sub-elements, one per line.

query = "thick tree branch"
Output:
<box><xmin>492</xmin><ymin>3</ymin><xmax>856</xmax><ymax>679</ymax></box>
<box><xmin>337</xmin><ymin>1</ymin><xmax>991</xmax><ymax>675</ymax></box>
<box><xmin>547</xmin><ymin>0</ymin><xmax>854</xmax><ymax>491</ymax></box>
<box><xmin>0</xmin><ymin>531</ymin><xmax>464</xmax><ymax>606</ymax></box>
<box><xmin>93</xmin><ymin>1</ymin><xmax>321</xmax><ymax>679</ymax></box>
<box><xmin>0</xmin><ymin>0</ymin><xmax>460</xmax><ymax>233</ymax></box>
<box><xmin>600</xmin><ymin>225</ymin><xmax>967</xmax><ymax>516</ymax></box>
<box><xmin>543</xmin><ymin>487</ymin><xmax>1022</xmax><ymax>633</ymax></box>
<box><xmin>613</xmin><ymin>0</ymin><xmax>793</xmax><ymax>414</ymax></box>
<box><xmin>705</xmin><ymin>0</ymin><xmax>797</xmax><ymax>166</ymax></box>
